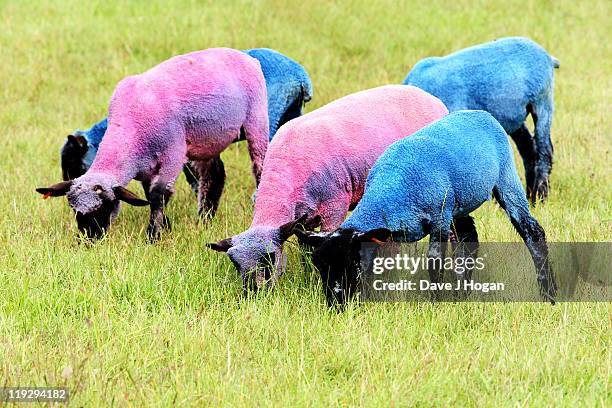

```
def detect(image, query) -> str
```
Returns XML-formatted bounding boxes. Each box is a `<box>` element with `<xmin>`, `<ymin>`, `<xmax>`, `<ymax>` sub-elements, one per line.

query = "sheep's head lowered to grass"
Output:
<box><xmin>295</xmin><ymin>228</ymin><xmax>392</xmax><ymax>306</ymax></box>
<box><xmin>36</xmin><ymin>174</ymin><xmax>149</xmax><ymax>239</ymax></box>
<box><xmin>208</xmin><ymin>215</ymin><xmax>315</xmax><ymax>292</ymax></box>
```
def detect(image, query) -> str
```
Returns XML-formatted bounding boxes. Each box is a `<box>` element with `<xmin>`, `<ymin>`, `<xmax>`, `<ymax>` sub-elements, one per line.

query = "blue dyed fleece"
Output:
<box><xmin>73</xmin><ymin>117</ymin><xmax>107</xmax><ymax>168</ymax></box>
<box><xmin>403</xmin><ymin>37</ymin><xmax>558</xmax><ymax>134</ymax></box>
<box><xmin>342</xmin><ymin>110</ymin><xmax>529</xmax><ymax>240</ymax></box>
<box><xmin>71</xmin><ymin>48</ymin><xmax>312</xmax><ymax>145</ymax></box>
<box><xmin>244</xmin><ymin>48</ymin><xmax>313</xmax><ymax>138</ymax></box>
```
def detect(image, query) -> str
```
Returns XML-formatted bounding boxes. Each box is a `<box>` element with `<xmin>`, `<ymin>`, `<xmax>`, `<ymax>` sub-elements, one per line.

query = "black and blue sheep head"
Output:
<box><xmin>36</xmin><ymin>176</ymin><xmax>149</xmax><ymax>239</ymax></box>
<box><xmin>60</xmin><ymin>134</ymin><xmax>90</xmax><ymax>181</ymax></box>
<box><xmin>295</xmin><ymin>228</ymin><xmax>392</xmax><ymax>306</ymax></box>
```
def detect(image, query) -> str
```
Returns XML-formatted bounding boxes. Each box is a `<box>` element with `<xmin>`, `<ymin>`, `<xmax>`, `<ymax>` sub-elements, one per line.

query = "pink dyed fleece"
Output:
<box><xmin>253</xmin><ymin>85</ymin><xmax>449</xmax><ymax>230</ymax></box>
<box><xmin>89</xmin><ymin>47</ymin><xmax>269</xmax><ymax>189</ymax></box>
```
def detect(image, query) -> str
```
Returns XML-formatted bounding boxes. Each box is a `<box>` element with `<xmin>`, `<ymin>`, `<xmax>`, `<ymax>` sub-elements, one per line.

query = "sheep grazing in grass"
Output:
<box><xmin>60</xmin><ymin>48</ymin><xmax>313</xmax><ymax>194</ymax></box>
<box><xmin>208</xmin><ymin>85</ymin><xmax>448</xmax><ymax>291</ymax></box>
<box><xmin>296</xmin><ymin>110</ymin><xmax>557</xmax><ymax>306</ymax></box>
<box><xmin>38</xmin><ymin>48</ymin><xmax>269</xmax><ymax>240</ymax></box>
<box><xmin>403</xmin><ymin>37</ymin><xmax>560</xmax><ymax>203</ymax></box>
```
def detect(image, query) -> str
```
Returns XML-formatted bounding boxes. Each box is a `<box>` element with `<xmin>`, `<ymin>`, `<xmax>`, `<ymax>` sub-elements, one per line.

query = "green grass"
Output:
<box><xmin>1</xmin><ymin>0</ymin><xmax>611</xmax><ymax>406</ymax></box>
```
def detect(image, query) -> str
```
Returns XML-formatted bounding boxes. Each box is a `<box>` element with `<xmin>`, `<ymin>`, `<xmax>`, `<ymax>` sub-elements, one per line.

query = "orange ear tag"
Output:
<box><xmin>42</xmin><ymin>192</ymin><xmax>52</xmax><ymax>199</ymax></box>
<box><xmin>371</xmin><ymin>238</ymin><xmax>385</xmax><ymax>246</ymax></box>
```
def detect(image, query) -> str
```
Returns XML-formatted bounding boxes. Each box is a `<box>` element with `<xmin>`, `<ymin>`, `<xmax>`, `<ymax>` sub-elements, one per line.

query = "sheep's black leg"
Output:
<box><xmin>204</xmin><ymin>156</ymin><xmax>225</xmax><ymax>218</ymax></box>
<box><xmin>451</xmin><ymin>215</ymin><xmax>479</xmax><ymax>284</ymax></box>
<box><xmin>182</xmin><ymin>162</ymin><xmax>200</xmax><ymax>194</ymax></box>
<box><xmin>530</xmin><ymin>99</ymin><xmax>554</xmax><ymax>204</ymax></box>
<box><xmin>428</xmin><ymin>229</ymin><xmax>449</xmax><ymax>301</ymax></box>
<box><xmin>141</xmin><ymin>180</ymin><xmax>151</xmax><ymax>201</ymax></box>
<box><xmin>142</xmin><ymin>143</ymin><xmax>184</xmax><ymax>241</ymax></box>
<box><xmin>509</xmin><ymin>124</ymin><xmax>537</xmax><ymax>202</ymax></box>
<box><xmin>493</xmin><ymin>187</ymin><xmax>557</xmax><ymax>303</ymax></box>
<box><xmin>142</xmin><ymin>180</ymin><xmax>167</xmax><ymax>240</ymax></box>
<box><xmin>146</xmin><ymin>182</ymin><xmax>173</xmax><ymax>241</ymax></box>
<box><xmin>194</xmin><ymin>156</ymin><xmax>226</xmax><ymax>221</ymax></box>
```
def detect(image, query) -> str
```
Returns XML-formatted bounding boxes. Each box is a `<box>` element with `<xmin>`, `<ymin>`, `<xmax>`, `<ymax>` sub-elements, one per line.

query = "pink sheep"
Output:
<box><xmin>209</xmin><ymin>85</ymin><xmax>448</xmax><ymax>290</ymax></box>
<box><xmin>37</xmin><ymin>48</ymin><xmax>269</xmax><ymax>239</ymax></box>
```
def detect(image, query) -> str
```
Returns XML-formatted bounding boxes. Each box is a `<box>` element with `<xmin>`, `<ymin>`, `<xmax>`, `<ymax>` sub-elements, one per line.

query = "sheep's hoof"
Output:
<box><xmin>538</xmin><ymin>274</ymin><xmax>557</xmax><ymax>305</ymax></box>
<box><xmin>531</xmin><ymin>180</ymin><xmax>549</xmax><ymax>205</ymax></box>
<box><xmin>147</xmin><ymin>226</ymin><xmax>162</xmax><ymax>243</ymax></box>
<box><xmin>198</xmin><ymin>207</ymin><xmax>217</xmax><ymax>224</ymax></box>
<box><xmin>146</xmin><ymin>217</ymin><xmax>171</xmax><ymax>242</ymax></box>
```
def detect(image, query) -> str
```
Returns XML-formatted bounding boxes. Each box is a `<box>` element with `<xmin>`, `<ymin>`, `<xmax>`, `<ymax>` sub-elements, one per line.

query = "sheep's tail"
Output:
<box><xmin>551</xmin><ymin>56</ymin><xmax>560</xmax><ymax>69</ymax></box>
<box><xmin>301</xmin><ymin>82</ymin><xmax>313</xmax><ymax>105</ymax></box>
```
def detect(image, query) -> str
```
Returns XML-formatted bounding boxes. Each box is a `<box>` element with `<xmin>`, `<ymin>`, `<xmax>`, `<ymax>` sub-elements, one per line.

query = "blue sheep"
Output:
<box><xmin>296</xmin><ymin>111</ymin><xmax>557</xmax><ymax>306</ymax></box>
<box><xmin>403</xmin><ymin>37</ymin><xmax>559</xmax><ymax>204</ymax></box>
<box><xmin>60</xmin><ymin>48</ymin><xmax>314</xmax><ymax>190</ymax></box>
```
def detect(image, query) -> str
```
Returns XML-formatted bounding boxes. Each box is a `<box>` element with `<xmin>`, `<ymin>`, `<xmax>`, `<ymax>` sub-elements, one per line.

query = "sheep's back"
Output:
<box><xmin>103</xmin><ymin>48</ymin><xmax>266</xmax><ymax>160</ymax></box>
<box><xmin>245</xmin><ymin>48</ymin><xmax>312</xmax><ymax>97</ymax></box>
<box><xmin>114</xmin><ymin>49</ymin><xmax>261</xmax><ymax>119</ymax></box>
<box><xmin>245</xmin><ymin>48</ymin><xmax>313</xmax><ymax>138</ymax></box>
<box><xmin>404</xmin><ymin>37</ymin><xmax>557</xmax><ymax>133</ymax></box>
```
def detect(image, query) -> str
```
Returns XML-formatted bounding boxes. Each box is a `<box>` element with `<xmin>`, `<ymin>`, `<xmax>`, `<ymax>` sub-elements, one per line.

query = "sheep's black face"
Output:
<box><xmin>75</xmin><ymin>198</ymin><xmax>116</xmax><ymax>239</ymax></box>
<box><xmin>312</xmin><ymin>229</ymin><xmax>362</xmax><ymax>306</ymax></box>
<box><xmin>61</xmin><ymin>135</ymin><xmax>89</xmax><ymax>180</ymax></box>
<box><xmin>67</xmin><ymin>182</ymin><xmax>119</xmax><ymax>240</ymax></box>
<box><xmin>296</xmin><ymin>227</ymin><xmax>392</xmax><ymax>307</ymax></box>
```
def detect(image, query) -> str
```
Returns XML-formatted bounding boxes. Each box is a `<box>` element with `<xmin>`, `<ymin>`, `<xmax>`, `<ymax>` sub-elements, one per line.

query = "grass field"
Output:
<box><xmin>1</xmin><ymin>0</ymin><xmax>611</xmax><ymax>406</ymax></box>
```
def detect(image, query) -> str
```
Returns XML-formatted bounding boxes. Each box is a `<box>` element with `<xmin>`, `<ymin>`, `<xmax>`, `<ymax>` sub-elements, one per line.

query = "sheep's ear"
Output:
<box><xmin>67</xmin><ymin>134</ymin><xmax>88</xmax><ymax>149</ymax></box>
<box><xmin>36</xmin><ymin>180</ymin><xmax>73</xmax><ymax>198</ymax></box>
<box><xmin>206</xmin><ymin>238</ymin><xmax>233</xmax><ymax>252</ymax></box>
<box><xmin>113</xmin><ymin>186</ymin><xmax>149</xmax><ymax>206</ymax></box>
<box><xmin>353</xmin><ymin>228</ymin><xmax>392</xmax><ymax>245</ymax></box>
<box><xmin>278</xmin><ymin>214</ymin><xmax>310</xmax><ymax>242</ymax></box>
<box><xmin>294</xmin><ymin>229</ymin><xmax>330</xmax><ymax>248</ymax></box>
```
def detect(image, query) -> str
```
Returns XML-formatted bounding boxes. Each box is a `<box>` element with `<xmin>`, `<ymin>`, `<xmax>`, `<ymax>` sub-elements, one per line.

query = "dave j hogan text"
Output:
<box><xmin>372</xmin><ymin>279</ymin><xmax>505</xmax><ymax>293</ymax></box>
